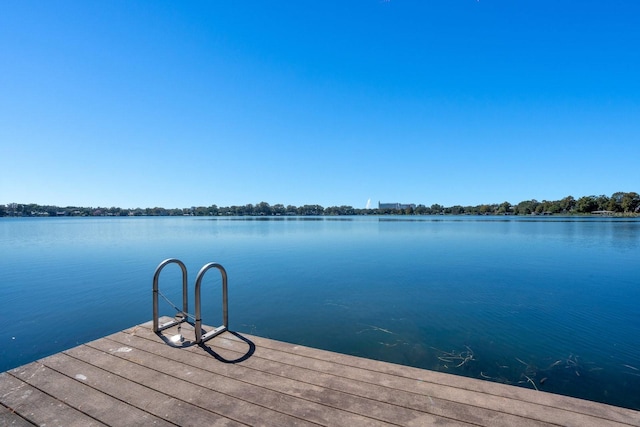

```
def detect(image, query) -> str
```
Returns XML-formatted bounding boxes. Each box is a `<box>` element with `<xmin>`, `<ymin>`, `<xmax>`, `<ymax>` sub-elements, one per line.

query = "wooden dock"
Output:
<box><xmin>2</xmin><ymin>318</ymin><xmax>639</xmax><ymax>426</ymax></box>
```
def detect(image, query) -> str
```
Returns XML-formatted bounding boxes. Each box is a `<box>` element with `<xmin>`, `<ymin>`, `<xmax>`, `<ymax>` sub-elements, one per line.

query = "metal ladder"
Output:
<box><xmin>152</xmin><ymin>259</ymin><xmax>228</xmax><ymax>344</ymax></box>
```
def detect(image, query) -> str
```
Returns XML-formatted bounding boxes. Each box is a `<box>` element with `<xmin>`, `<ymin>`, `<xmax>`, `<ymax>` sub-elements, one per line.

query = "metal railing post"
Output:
<box><xmin>194</xmin><ymin>262</ymin><xmax>228</xmax><ymax>343</ymax></box>
<box><xmin>152</xmin><ymin>258</ymin><xmax>188</xmax><ymax>332</ymax></box>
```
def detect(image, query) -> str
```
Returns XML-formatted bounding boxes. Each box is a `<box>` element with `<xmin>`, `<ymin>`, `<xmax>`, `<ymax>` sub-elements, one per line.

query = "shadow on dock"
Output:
<box><xmin>198</xmin><ymin>331</ymin><xmax>256</xmax><ymax>364</ymax></box>
<box><xmin>154</xmin><ymin>320</ymin><xmax>255</xmax><ymax>363</ymax></box>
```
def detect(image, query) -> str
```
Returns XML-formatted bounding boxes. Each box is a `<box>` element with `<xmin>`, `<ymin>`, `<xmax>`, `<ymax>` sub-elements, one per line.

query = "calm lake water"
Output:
<box><xmin>1</xmin><ymin>216</ymin><xmax>639</xmax><ymax>409</ymax></box>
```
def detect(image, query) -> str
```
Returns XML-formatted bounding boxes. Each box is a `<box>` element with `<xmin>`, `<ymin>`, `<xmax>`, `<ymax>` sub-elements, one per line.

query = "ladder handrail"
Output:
<box><xmin>194</xmin><ymin>262</ymin><xmax>229</xmax><ymax>344</ymax></box>
<box><xmin>152</xmin><ymin>258</ymin><xmax>189</xmax><ymax>332</ymax></box>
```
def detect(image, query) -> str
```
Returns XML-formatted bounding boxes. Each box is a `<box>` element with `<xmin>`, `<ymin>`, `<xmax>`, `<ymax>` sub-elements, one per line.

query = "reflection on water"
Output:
<box><xmin>1</xmin><ymin>216</ymin><xmax>639</xmax><ymax>409</ymax></box>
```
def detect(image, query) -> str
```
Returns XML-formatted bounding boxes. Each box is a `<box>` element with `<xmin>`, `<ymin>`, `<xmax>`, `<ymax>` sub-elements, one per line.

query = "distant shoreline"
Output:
<box><xmin>3</xmin><ymin>193</ymin><xmax>639</xmax><ymax>219</ymax></box>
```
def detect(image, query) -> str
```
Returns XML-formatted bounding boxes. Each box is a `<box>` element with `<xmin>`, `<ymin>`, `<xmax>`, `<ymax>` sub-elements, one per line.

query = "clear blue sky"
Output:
<box><xmin>1</xmin><ymin>1</ymin><xmax>639</xmax><ymax>209</ymax></box>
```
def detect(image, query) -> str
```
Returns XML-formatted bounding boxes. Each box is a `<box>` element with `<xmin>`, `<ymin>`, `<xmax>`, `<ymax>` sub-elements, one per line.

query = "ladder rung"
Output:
<box><xmin>199</xmin><ymin>325</ymin><xmax>228</xmax><ymax>343</ymax></box>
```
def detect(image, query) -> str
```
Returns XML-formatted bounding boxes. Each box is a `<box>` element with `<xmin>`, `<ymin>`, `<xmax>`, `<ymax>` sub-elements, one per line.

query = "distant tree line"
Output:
<box><xmin>2</xmin><ymin>192</ymin><xmax>639</xmax><ymax>218</ymax></box>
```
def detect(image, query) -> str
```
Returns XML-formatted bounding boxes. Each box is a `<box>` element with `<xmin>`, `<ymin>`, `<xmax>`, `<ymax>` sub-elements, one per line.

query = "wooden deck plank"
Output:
<box><xmin>9</xmin><ymin>361</ymin><xmax>175</xmax><ymax>427</ymax></box>
<box><xmin>240</xmin><ymin>333</ymin><xmax>640</xmax><ymax>426</ymax></box>
<box><xmin>225</xmin><ymin>334</ymin><xmax>639</xmax><ymax>427</ymax></box>
<box><xmin>161</xmin><ymin>328</ymin><xmax>552</xmax><ymax>426</ymax></box>
<box><xmin>40</xmin><ymin>352</ymin><xmax>244</xmax><ymax>427</ymax></box>
<box><xmin>0</xmin><ymin>371</ymin><xmax>106</xmax><ymax>427</ymax></box>
<box><xmin>126</xmin><ymin>325</ymin><xmax>548</xmax><ymax>427</ymax></box>
<box><xmin>106</xmin><ymin>330</ymin><xmax>471</xmax><ymax>427</ymax></box>
<box><xmin>0</xmin><ymin>404</ymin><xmax>35</xmax><ymax>427</ymax></box>
<box><xmin>2</xmin><ymin>319</ymin><xmax>639</xmax><ymax>427</ymax></box>
<box><xmin>64</xmin><ymin>342</ymin><xmax>317</xmax><ymax>427</ymax></box>
<box><xmin>129</xmin><ymin>322</ymin><xmax>640</xmax><ymax>427</ymax></box>
<box><xmin>88</xmin><ymin>333</ymin><xmax>415</xmax><ymax>426</ymax></box>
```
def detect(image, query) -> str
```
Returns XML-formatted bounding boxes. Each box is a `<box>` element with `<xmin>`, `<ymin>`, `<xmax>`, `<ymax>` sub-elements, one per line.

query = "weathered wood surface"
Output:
<box><xmin>1</xmin><ymin>318</ymin><xmax>639</xmax><ymax>426</ymax></box>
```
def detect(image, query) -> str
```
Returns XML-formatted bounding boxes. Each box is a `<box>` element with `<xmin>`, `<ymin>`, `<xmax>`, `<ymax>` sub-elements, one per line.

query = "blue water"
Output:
<box><xmin>1</xmin><ymin>216</ymin><xmax>639</xmax><ymax>410</ymax></box>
